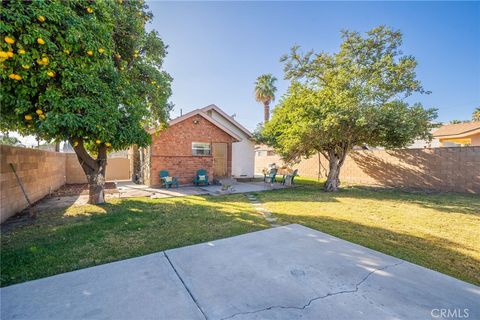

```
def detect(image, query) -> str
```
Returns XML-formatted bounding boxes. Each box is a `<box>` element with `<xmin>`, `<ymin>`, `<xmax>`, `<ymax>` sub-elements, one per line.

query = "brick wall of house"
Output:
<box><xmin>255</xmin><ymin>146</ymin><xmax>480</xmax><ymax>194</ymax></box>
<box><xmin>150</xmin><ymin>115</ymin><xmax>234</xmax><ymax>186</ymax></box>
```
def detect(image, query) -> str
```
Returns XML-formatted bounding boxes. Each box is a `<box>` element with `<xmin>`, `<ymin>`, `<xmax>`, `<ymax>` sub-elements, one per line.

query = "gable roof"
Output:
<box><xmin>201</xmin><ymin>104</ymin><xmax>253</xmax><ymax>139</ymax></box>
<box><xmin>433</xmin><ymin>121</ymin><xmax>480</xmax><ymax>138</ymax></box>
<box><xmin>150</xmin><ymin>109</ymin><xmax>242</xmax><ymax>141</ymax></box>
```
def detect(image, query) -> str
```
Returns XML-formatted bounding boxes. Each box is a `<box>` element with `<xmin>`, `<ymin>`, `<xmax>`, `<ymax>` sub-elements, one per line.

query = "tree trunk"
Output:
<box><xmin>263</xmin><ymin>101</ymin><xmax>270</xmax><ymax>123</ymax></box>
<box><xmin>73</xmin><ymin>141</ymin><xmax>108</xmax><ymax>204</ymax></box>
<box><xmin>324</xmin><ymin>148</ymin><xmax>348</xmax><ymax>192</ymax></box>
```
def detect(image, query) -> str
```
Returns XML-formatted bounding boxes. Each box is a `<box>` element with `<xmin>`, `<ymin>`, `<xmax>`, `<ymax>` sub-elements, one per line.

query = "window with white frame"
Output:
<box><xmin>192</xmin><ymin>142</ymin><xmax>211</xmax><ymax>156</ymax></box>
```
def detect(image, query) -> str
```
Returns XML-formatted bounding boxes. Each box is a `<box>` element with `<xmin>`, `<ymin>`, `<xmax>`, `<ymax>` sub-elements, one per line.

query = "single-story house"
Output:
<box><xmin>146</xmin><ymin>104</ymin><xmax>255</xmax><ymax>186</ymax></box>
<box><xmin>433</xmin><ymin>121</ymin><xmax>480</xmax><ymax>147</ymax></box>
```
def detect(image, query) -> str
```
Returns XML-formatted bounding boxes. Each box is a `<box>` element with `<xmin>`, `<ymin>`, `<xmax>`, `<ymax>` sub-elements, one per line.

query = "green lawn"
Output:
<box><xmin>256</xmin><ymin>178</ymin><xmax>480</xmax><ymax>285</ymax></box>
<box><xmin>0</xmin><ymin>195</ymin><xmax>268</xmax><ymax>287</ymax></box>
<box><xmin>2</xmin><ymin>179</ymin><xmax>479</xmax><ymax>287</ymax></box>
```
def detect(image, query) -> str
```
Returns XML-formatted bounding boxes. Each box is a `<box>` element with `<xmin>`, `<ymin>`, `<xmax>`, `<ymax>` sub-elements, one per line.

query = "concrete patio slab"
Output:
<box><xmin>0</xmin><ymin>253</ymin><xmax>204</xmax><ymax>320</ymax></box>
<box><xmin>166</xmin><ymin>224</ymin><xmax>479</xmax><ymax>320</ymax></box>
<box><xmin>1</xmin><ymin>225</ymin><xmax>478</xmax><ymax>320</ymax></box>
<box><xmin>116</xmin><ymin>181</ymin><xmax>286</xmax><ymax>198</ymax></box>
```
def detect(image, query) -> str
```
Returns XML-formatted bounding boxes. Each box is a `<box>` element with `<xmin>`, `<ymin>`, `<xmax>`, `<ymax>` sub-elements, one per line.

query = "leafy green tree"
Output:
<box><xmin>254</xmin><ymin>74</ymin><xmax>277</xmax><ymax>123</ymax></box>
<box><xmin>0</xmin><ymin>133</ymin><xmax>21</xmax><ymax>146</ymax></box>
<box><xmin>473</xmin><ymin>108</ymin><xmax>480</xmax><ymax>121</ymax></box>
<box><xmin>262</xmin><ymin>26</ymin><xmax>437</xmax><ymax>191</ymax></box>
<box><xmin>1</xmin><ymin>0</ymin><xmax>172</xmax><ymax>203</ymax></box>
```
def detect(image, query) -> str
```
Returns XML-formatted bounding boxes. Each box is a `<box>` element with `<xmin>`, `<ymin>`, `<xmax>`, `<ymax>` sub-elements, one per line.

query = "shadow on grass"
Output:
<box><xmin>0</xmin><ymin>195</ymin><xmax>268</xmax><ymax>287</ymax></box>
<box><xmin>270</xmin><ymin>212</ymin><xmax>480</xmax><ymax>286</ymax></box>
<box><xmin>261</xmin><ymin>179</ymin><xmax>480</xmax><ymax>216</ymax></box>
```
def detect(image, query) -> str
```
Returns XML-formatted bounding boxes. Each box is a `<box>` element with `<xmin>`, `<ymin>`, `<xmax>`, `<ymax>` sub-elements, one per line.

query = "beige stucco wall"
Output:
<box><xmin>255</xmin><ymin>146</ymin><xmax>480</xmax><ymax>194</ymax></box>
<box><xmin>65</xmin><ymin>154</ymin><xmax>130</xmax><ymax>183</ymax></box>
<box><xmin>1</xmin><ymin>145</ymin><xmax>131</xmax><ymax>223</ymax></box>
<box><xmin>1</xmin><ymin>145</ymin><xmax>67</xmax><ymax>223</ymax></box>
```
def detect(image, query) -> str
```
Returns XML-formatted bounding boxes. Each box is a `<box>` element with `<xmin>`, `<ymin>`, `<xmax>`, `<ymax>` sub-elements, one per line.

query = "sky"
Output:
<box><xmin>147</xmin><ymin>1</ymin><xmax>480</xmax><ymax>131</ymax></box>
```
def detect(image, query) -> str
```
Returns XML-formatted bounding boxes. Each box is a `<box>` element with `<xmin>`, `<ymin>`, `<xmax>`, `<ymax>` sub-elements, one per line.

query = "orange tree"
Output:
<box><xmin>0</xmin><ymin>0</ymin><xmax>172</xmax><ymax>203</ymax></box>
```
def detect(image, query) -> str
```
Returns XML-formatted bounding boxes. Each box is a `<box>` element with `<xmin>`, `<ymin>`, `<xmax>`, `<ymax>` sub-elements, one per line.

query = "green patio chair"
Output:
<box><xmin>193</xmin><ymin>169</ymin><xmax>209</xmax><ymax>186</ymax></box>
<box><xmin>264</xmin><ymin>168</ymin><xmax>278</xmax><ymax>184</ymax></box>
<box><xmin>159</xmin><ymin>170</ymin><xmax>179</xmax><ymax>188</ymax></box>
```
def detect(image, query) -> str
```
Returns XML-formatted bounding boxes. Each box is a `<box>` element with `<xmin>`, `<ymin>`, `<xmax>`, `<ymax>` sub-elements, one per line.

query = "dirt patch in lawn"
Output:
<box><xmin>1</xmin><ymin>183</ymin><xmax>119</xmax><ymax>233</ymax></box>
<box><xmin>51</xmin><ymin>182</ymin><xmax>118</xmax><ymax>197</ymax></box>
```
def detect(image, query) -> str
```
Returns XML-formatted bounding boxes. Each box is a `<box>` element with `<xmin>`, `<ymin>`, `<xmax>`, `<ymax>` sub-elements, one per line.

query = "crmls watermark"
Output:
<box><xmin>431</xmin><ymin>308</ymin><xmax>470</xmax><ymax>319</ymax></box>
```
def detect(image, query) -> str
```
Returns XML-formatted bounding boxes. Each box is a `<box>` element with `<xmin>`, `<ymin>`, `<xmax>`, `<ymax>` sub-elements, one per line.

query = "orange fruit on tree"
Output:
<box><xmin>18</xmin><ymin>49</ymin><xmax>26</xmax><ymax>54</ymax></box>
<box><xmin>37</xmin><ymin>16</ymin><xmax>46</xmax><ymax>22</ymax></box>
<box><xmin>22</xmin><ymin>65</ymin><xmax>31</xmax><ymax>70</ymax></box>
<box><xmin>105</xmin><ymin>142</ymin><xmax>112</xmax><ymax>147</ymax></box>
<box><xmin>0</xmin><ymin>51</ymin><xmax>8</xmax><ymax>59</ymax></box>
<box><xmin>36</xmin><ymin>109</ymin><xmax>43</xmax><ymax>115</ymax></box>
<box><xmin>6</xmin><ymin>51</ymin><xmax>14</xmax><ymax>58</ymax></box>
<box><xmin>4</xmin><ymin>36</ymin><xmax>15</xmax><ymax>44</ymax></box>
<box><xmin>14</xmin><ymin>74</ymin><xmax>22</xmax><ymax>80</ymax></box>
<box><xmin>87</xmin><ymin>50</ymin><xmax>93</xmax><ymax>56</ymax></box>
<box><xmin>63</xmin><ymin>49</ymin><xmax>70</xmax><ymax>54</ymax></box>
<box><xmin>37</xmin><ymin>38</ymin><xmax>45</xmax><ymax>45</ymax></box>
<box><xmin>39</xmin><ymin>114</ymin><xmax>46</xmax><ymax>120</ymax></box>
<box><xmin>98</xmin><ymin>48</ymin><xmax>105</xmax><ymax>54</ymax></box>
<box><xmin>86</xmin><ymin>7</ymin><xmax>93</xmax><ymax>13</ymax></box>
<box><xmin>25</xmin><ymin>114</ymin><xmax>33</xmax><ymax>121</ymax></box>
<box><xmin>47</xmin><ymin>71</ymin><xmax>56</xmax><ymax>77</ymax></box>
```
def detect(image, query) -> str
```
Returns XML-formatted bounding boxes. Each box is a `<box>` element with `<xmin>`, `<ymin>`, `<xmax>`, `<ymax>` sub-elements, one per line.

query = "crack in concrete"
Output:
<box><xmin>163</xmin><ymin>252</ymin><xmax>209</xmax><ymax>320</ymax></box>
<box><xmin>219</xmin><ymin>261</ymin><xmax>404</xmax><ymax>320</ymax></box>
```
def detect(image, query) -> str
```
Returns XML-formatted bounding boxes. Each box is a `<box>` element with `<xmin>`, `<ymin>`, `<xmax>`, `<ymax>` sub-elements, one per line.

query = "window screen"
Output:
<box><xmin>192</xmin><ymin>142</ymin><xmax>211</xmax><ymax>156</ymax></box>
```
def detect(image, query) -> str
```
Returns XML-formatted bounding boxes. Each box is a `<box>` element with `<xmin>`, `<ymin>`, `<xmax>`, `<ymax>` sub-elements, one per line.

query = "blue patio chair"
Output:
<box><xmin>159</xmin><ymin>170</ymin><xmax>179</xmax><ymax>188</ymax></box>
<box><xmin>193</xmin><ymin>169</ymin><xmax>209</xmax><ymax>186</ymax></box>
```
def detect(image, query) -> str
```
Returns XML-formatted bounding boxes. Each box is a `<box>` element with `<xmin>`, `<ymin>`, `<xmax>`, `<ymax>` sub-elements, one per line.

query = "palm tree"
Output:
<box><xmin>473</xmin><ymin>107</ymin><xmax>480</xmax><ymax>121</ymax></box>
<box><xmin>255</xmin><ymin>74</ymin><xmax>277</xmax><ymax>123</ymax></box>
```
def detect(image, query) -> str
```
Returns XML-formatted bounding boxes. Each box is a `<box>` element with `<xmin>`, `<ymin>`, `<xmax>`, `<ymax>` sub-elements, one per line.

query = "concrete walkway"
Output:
<box><xmin>115</xmin><ymin>181</ymin><xmax>286</xmax><ymax>198</ymax></box>
<box><xmin>32</xmin><ymin>181</ymin><xmax>287</xmax><ymax>212</ymax></box>
<box><xmin>1</xmin><ymin>225</ymin><xmax>479</xmax><ymax>320</ymax></box>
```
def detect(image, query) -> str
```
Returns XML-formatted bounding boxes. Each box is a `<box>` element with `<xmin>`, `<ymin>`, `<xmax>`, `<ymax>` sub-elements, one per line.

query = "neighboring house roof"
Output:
<box><xmin>433</xmin><ymin>122</ymin><xmax>480</xmax><ymax>139</ymax></box>
<box><xmin>201</xmin><ymin>104</ymin><xmax>254</xmax><ymax>139</ymax></box>
<box><xmin>150</xmin><ymin>108</ymin><xmax>243</xmax><ymax>141</ymax></box>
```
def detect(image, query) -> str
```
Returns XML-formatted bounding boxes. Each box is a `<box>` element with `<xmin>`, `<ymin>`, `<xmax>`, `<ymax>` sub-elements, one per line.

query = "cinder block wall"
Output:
<box><xmin>66</xmin><ymin>154</ymin><xmax>131</xmax><ymax>183</ymax></box>
<box><xmin>1</xmin><ymin>145</ymin><xmax>131</xmax><ymax>223</ymax></box>
<box><xmin>1</xmin><ymin>145</ymin><xmax>67</xmax><ymax>223</ymax></box>
<box><xmin>255</xmin><ymin>147</ymin><xmax>480</xmax><ymax>194</ymax></box>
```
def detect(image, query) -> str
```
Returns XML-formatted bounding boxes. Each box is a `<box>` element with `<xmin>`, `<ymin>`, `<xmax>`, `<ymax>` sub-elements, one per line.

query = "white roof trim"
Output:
<box><xmin>150</xmin><ymin>109</ymin><xmax>242</xmax><ymax>142</ymax></box>
<box><xmin>201</xmin><ymin>104</ymin><xmax>253</xmax><ymax>138</ymax></box>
